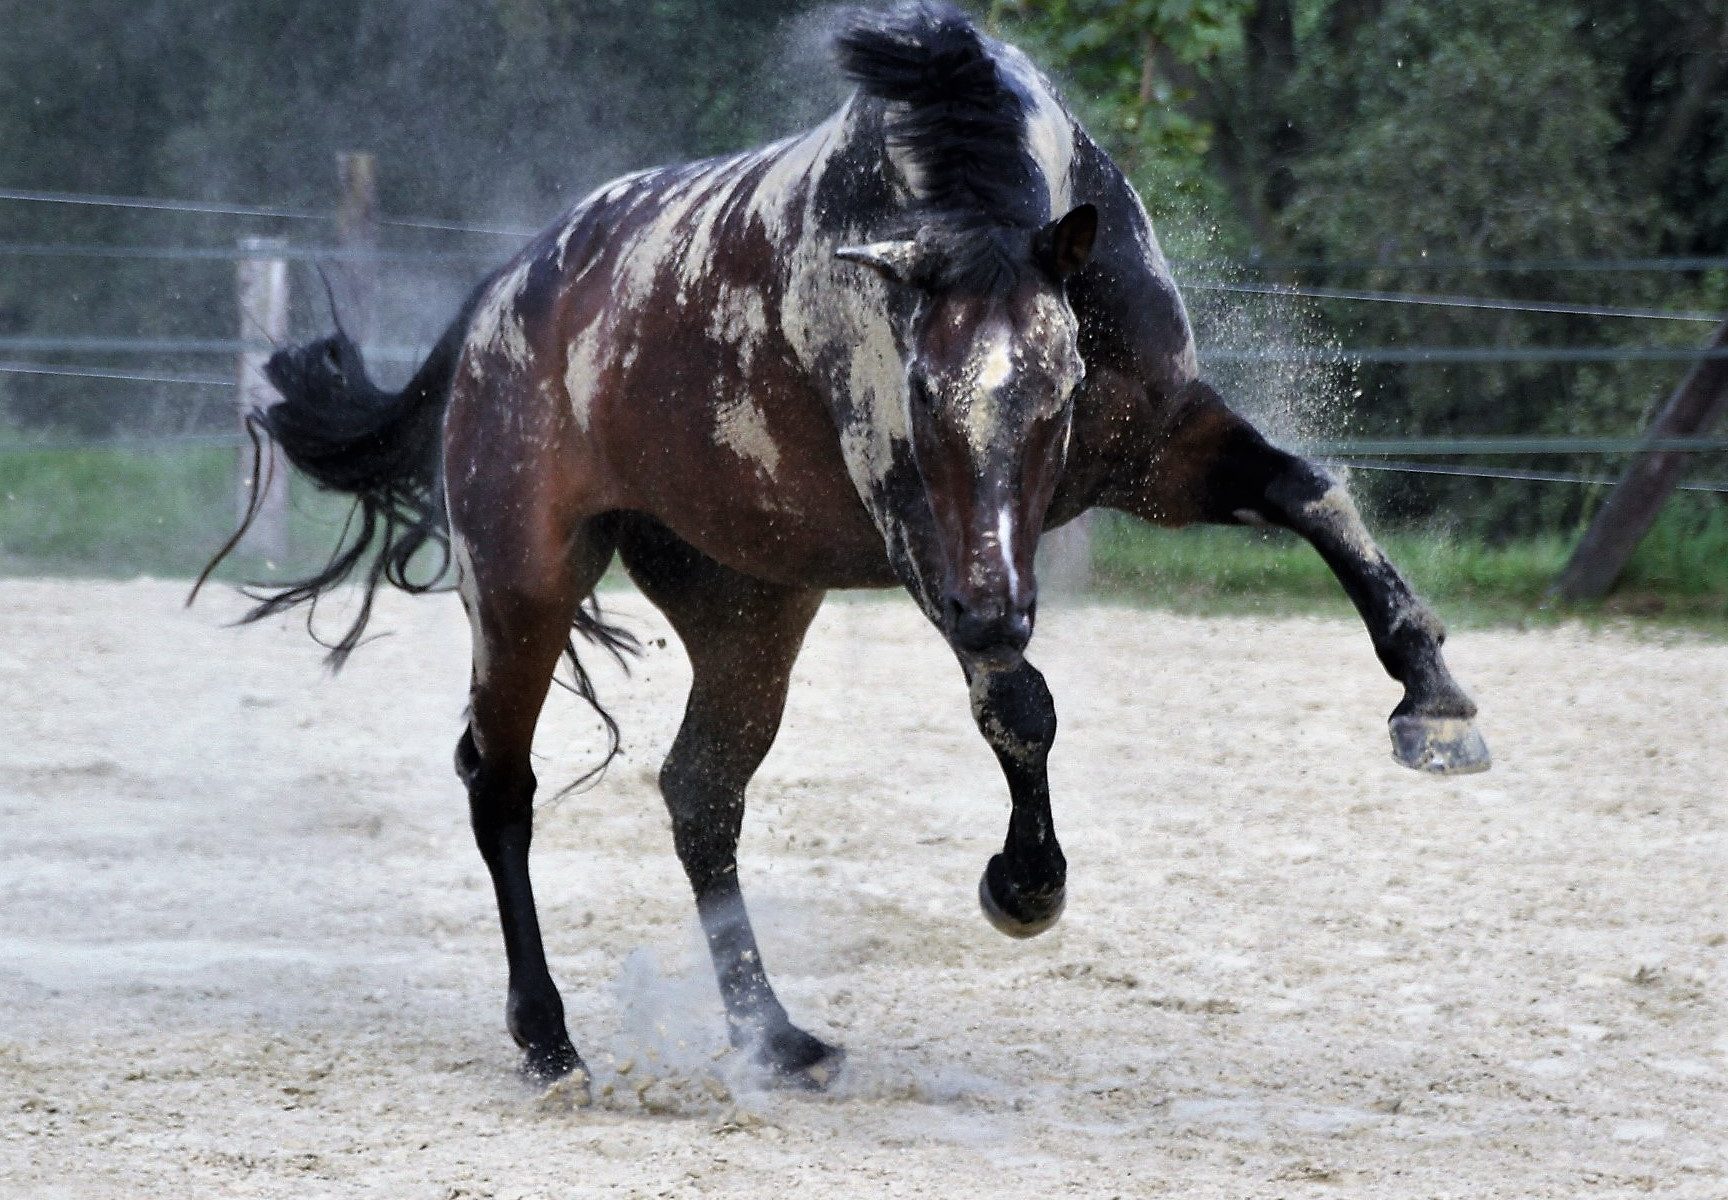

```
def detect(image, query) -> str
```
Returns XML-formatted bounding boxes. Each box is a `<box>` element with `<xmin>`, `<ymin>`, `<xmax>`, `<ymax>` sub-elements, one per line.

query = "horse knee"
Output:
<box><xmin>969</xmin><ymin>663</ymin><xmax>1056</xmax><ymax>762</ymax></box>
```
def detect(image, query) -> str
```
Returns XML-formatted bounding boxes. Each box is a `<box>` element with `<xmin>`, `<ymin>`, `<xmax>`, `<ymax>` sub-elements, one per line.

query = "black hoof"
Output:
<box><xmin>754</xmin><ymin>1024</ymin><xmax>846</xmax><ymax>1091</ymax></box>
<box><xmin>522</xmin><ymin>1036</ymin><xmax>587</xmax><ymax>1088</ymax></box>
<box><xmin>978</xmin><ymin>853</ymin><xmax>1065</xmax><ymax>938</ymax></box>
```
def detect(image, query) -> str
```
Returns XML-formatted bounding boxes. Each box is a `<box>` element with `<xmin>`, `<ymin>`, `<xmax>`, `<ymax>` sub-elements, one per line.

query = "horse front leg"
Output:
<box><xmin>616</xmin><ymin>522</ymin><xmax>841</xmax><ymax>1086</ymax></box>
<box><xmin>966</xmin><ymin>657</ymin><xmax>1067</xmax><ymax>937</ymax></box>
<box><xmin>1103</xmin><ymin>381</ymin><xmax>1490</xmax><ymax>775</ymax></box>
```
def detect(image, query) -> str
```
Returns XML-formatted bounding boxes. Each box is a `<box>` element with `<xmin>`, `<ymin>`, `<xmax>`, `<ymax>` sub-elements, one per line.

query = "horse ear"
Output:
<box><xmin>1034</xmin><ymin>203</ymin><xmax>1098</xmax><ymax>279</ymax></box>
<box><xmin>835</xmin><ymin>240</ymin><xmax>922</xmax><ymax>285</ymax></box>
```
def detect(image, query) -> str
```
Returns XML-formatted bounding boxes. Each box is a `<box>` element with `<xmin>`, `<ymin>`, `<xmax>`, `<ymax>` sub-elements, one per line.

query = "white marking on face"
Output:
<box><xmin>996</xmin><ymin>505</ymin><xmax>1018</xmax><ymax>596</ymax></box>
<box><xmin>947</xmin><ymin>294</ymin><xmax>1082</xmax><ymax>458</ymax></box>
<box><xmin>977</xmin><ymin>333</ymin><xmax>1013</xmax><ymax>391</ymax></box>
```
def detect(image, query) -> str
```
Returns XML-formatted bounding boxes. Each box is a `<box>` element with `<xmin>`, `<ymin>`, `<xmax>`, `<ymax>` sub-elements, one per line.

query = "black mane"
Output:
<box><xmin>836</xmin><ymin>2</ymin><xmax>1047</xmax><ymax>287</ymax></box>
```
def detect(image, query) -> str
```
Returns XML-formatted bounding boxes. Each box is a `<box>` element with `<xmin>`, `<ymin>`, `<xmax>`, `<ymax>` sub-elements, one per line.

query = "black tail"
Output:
<box><xmin>194</xmin><ymin>310</ymin><xmax>465</xmax><ymax>667</ymax></box>
<box><xmin>196</xmin><ymin>289</ymin><xmax>639</xmax><ymax>786</ymax></box>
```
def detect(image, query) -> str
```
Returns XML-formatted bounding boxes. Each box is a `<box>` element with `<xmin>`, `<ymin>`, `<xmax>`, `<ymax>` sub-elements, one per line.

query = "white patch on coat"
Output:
<box><xmin>829</xmin><ymin>294</ymin><xmax>910</xmax><ymax>494</ymax></box>
<box><xmin>707</xmin><ymin>285</ymin><xmax>771</xmax><ymax>376</ymax></box>
<box><xmin>779</xmin><ymin>102</ymin><xmax>910</xmax><ymax>524</ymax></box>
<box><xmin>464</xmin><ymin>257</ymin><xmax>536</xmax><ymax>382</ymax></box>
<box><xmin>1304</xmin><ymin>484</ymin><xmax>1384</xmax><ymax>565</ymax></box>
<box><xmin>994</xmin><ymin>44</ymin><xmax>1075</xmax><ymax>216</ymax></box>
<box><xmin>713</xmin><ymin>395</ymin><xmax>782</xmax><ymax>477</ymax></box>
<box><xmin>748</xmin><ymin>107</ymin><xmax>847</xmax><ymax>242</ymax></box>
<box><xmin>450</xmin><ymin>533</ymin><xmax>489</xmax><ymax>685</ymax></box>
<box><xmin>562</xmin><ymin>317</ymin><xmax>608</xmax><ymax>433</ymax></box>
<box><xmin>553</xmin><ymin>168</ymin><xmax>655</xmax><ymax>269</ymax></box>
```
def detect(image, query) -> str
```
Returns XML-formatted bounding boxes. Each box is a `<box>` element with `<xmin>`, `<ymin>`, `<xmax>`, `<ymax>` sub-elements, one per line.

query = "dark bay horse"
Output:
<box><xmin>206</xmin><ymin>3</ymin><xmax>1488</xmax><ymax>1089</ymax></box>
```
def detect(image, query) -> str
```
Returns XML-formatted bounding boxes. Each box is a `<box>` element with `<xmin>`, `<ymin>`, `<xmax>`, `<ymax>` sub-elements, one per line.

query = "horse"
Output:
<box><xmin>203</xmin><ymin>2</ymin><xmax>1489</xmax><ymax>1091</ymax></box>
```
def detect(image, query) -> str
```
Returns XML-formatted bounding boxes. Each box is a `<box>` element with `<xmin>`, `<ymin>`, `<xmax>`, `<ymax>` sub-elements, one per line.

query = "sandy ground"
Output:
<box><xmin>0</xmin><ymin>579</ymin><xmax>1723</xmax><ymax>1198</ymax></box>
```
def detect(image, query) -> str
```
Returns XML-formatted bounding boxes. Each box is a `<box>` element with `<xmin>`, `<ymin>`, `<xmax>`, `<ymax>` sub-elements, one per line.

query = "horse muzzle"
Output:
<box><xmin>942</xmin><ymin>592</ymin><xmax>1033</xmax><ymax>657</ymax></box>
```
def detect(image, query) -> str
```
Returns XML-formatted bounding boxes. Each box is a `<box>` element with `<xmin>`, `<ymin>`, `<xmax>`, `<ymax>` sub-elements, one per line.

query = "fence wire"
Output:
<box><xmin>5</xmin><ymin>183</ymin><xmax>1726</xmax><ymax>499</ymax></box>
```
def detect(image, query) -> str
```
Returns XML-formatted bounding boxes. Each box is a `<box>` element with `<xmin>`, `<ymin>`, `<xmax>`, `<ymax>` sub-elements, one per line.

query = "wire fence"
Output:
<box><xmin>3</xmin><ymin>183</ymin><xmax>1725</xmax><ymax>495</ymax></box>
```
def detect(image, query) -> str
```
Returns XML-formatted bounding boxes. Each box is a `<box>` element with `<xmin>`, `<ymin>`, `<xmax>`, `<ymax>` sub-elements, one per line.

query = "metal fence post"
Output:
<box><xmin>336</xmin><ymin>151</ymin><xmax>378</xmax><ymax>341</ymax></box>
<box><xmin>236</xmin><ymin>235</ymin><xmax>289</xmax><ymax>560</ymax></box>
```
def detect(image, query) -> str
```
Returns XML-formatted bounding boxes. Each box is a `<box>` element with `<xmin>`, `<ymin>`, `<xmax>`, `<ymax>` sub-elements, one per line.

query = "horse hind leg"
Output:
<box><xmin>453</xmin><ymin>515</ymin><xmax>619</xmax><ymax>1086</ymax></box>
<box><xmin>616</xmin><ymin>520</ymin><xmax>840</xmax><ymax>1087</ymax></box>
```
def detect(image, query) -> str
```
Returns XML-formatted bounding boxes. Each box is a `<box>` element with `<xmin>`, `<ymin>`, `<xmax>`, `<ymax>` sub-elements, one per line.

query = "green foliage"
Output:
<box><xmin>1284</xmin><ymin>1</ymin><xmax>1641</xmax><ymax>262</ymax></box>
<box><xmin>994</xmin><ymin>0</ymin><xmax>1251</xmax><ymax>241</ymax></box>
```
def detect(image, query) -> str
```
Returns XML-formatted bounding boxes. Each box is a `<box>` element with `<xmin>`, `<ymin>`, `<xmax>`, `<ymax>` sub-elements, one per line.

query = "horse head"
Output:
<box><xmin>838</xmin><ymin>203</ymin><xmax>1096</xmax><ymax>657</ymax></box>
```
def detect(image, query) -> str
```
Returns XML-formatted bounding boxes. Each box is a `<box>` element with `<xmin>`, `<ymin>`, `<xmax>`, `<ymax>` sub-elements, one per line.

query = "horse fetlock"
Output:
<box><xmin>978</xmin><ymin>852</ymin><xmax>1066</xmax><ymax>938</ymax></box>
<box><xmin>506</xmin><ymin>982</ymin><xmax>568</xmax><ymax>1050</ymax></box>
<box><xmin>510</xmin><ymin>980</ymin><xmax>583</xmax><ymax>1085</ymax></box>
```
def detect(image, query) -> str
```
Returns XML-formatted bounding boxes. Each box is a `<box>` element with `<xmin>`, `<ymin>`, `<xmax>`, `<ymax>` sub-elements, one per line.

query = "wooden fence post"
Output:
<box><xmin>336</xmin><ymin>151</ymin><xmax>378</xmax><ymax>342</ymax></box>
<box><xmin>236</xmin><ymin>235</ymin><xmax>290</xmax><ymax>560</ymax></box>
<box><xmin>1554</xmin><ymin>318</ymin><xmax>1728</xmax><ymax>603</ymax></box>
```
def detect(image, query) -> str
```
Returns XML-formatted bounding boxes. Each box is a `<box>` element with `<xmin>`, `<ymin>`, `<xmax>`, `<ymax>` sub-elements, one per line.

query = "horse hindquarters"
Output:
<box><xmin>1097</xmin><ymin>379</ymin><xmax>1489</xmax><ymax>775</ymax></box>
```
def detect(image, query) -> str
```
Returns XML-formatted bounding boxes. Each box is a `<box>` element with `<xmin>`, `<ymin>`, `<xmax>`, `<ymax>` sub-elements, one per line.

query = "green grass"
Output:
<box><xmin>1089</xmin><ymin>501</ymin><xmax>1728</xmax><ymax>631</ymax></box>
<box><xmin>3</xmin><ymin>445</ymin><xmax>1724</xmax><ymax>634</ymax></box>
<box><xmin>0</xmin><ymin>444</ymin><xmax>353</xmax><ymax>581</ymax></box>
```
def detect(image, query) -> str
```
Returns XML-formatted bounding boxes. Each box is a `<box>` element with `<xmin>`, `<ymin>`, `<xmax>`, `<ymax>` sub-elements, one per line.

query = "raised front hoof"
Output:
<box><xmin>1389</xmin><ymin>715</ymin><xmax>1492</xmax><ymax>776</ymax></box>
<box><xmin>978</xmin><ymin>854</ymin><xmax>1066</xmax><ymax>939</ymax></box>
<box><xmin>521</xmin><ymin>1036</ymin><xmax>589</xmax><ymax>1091</ymax></box>
<box><xmin>753</xmin><ymin>1024</ymin><xmax>846</xmax><ymax>1091</ymax></box>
